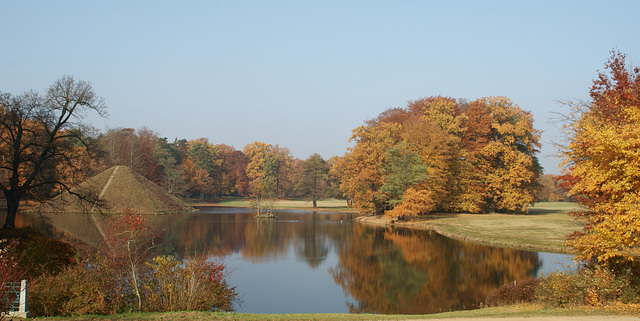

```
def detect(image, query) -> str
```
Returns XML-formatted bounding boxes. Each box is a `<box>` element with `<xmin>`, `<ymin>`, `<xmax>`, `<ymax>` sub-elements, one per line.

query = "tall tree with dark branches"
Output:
<box><xmin>0</xmin><ymin>76</ymin><xmax>107</xmax><ymax>228</ymax></box>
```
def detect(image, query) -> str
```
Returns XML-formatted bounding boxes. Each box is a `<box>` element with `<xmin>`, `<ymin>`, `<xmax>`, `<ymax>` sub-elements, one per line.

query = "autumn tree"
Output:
<box><xmin>337</xmin><ymin>95</ymin><xmax>542</xmax><ymax>217</ymax></box>
<box><xmin>243</xmin><ymin>141</ymin><xmax>275</xmax><ymax>203</ymax></box>
<box><xmin>337</xmin><ymin>123</ymin><xmax>402</xmax><ymax>214</ymax></box>
<box><xmin>98</xmin><ymin>127</ymin><xmax>163</xmax><ymax>183</ymax></box>
<box><xmin>406</xmin><ymin>97</ymin><xmax>470</xmax><ymax>213</ymax></box>
<box><xmin>214</xmin><ymin>144</ymin><xmax>237</xmax><ymax>196</ymax></box>
<box><xmin>563</xmin><ymin>51</ymin><xmax>640</xmax><ymax>267</ymax></box>
<box><xmin>537</xmin><ymin>174</ymin><xmax>568</xmax><ymax>202</ymax></box>
<box><xmin>298</xmin><ymin>153</ymin><xmax>330</xmax><ymax>208</ymax></box>
<box><xmin>153</xmin><ymin>138</ymin><xmax>187</xmax><ymax>196</ymax></box>
<box><xmin>270</xmin><ymin>145</ymin><xmax>294</xmax><ymax>197</ymax></box>
<box><xmin>179</xmin><ymin>138</ymin><xmax>223</xmax><ymax>199</ymax></box>
<box><xmin>0</xmin><ymin>76</ymin><xmax>106</xmax><ymax>228</ymax></box>
<box><xmin>222</xmin><ymin>148</ymin><xmax>250</xmax><ymax>196</ymax></box>
<box><xmin>471</xmin><ymin>97</ymin><xmax>542</xmax><ymax>212</ymax></box>
<box><xmin>103</xmin><ymin>211</ymin><xmax>157</xmax><ymax>311</ymax></box>
<box><xmin>243</xmin><ymin>142</ymin><xmax>293</xmax><ymax>215</ymax></box>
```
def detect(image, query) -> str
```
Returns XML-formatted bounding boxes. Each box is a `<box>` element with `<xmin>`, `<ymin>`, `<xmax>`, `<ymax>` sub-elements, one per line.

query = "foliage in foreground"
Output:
<box><xmin>537</xmin><ymin>265</ymin><xmax>639</xmax><ymax>308</ymax></box>
<box><xmin>28</xmin><ymin>252</ymin><xmax>237</xmax><ymax>317</ymax></box>
<box><xmin>484</xmin><ymin>277</ymin><xmax>539</xmax><ymax>307</ymax></box>
<box><xmin>26</xmin><ymin>212</ymin><xmax>238</xmax><ymax>317</ymax></box>
<box><xmin>485</xmin><ymin>264</ymin><xmax>640</xmax><ymax>312</ymax></box>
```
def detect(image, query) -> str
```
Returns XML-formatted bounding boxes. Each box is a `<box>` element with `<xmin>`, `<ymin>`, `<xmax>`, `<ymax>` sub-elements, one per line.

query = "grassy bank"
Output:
<box><xmin>194</xmin><ymin>198</ymin><xmax>355</xmax><ymax>213</ymax></box>
<box><xmin>26</xmin><ymin>304</ymin><xmax>631</xmax><ymax>320</ymax></box>
<box><xmin>357</xmin><ymin>202</ymin><xmax>584</xmax><ymax>254</ymax></box>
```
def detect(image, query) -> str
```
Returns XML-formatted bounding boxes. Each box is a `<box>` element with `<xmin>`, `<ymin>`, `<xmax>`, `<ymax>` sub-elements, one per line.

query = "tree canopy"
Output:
<box><xmin>336</xmin><ymin>96</ymin><xmax>542</xmax><ymax>218</ymax></box>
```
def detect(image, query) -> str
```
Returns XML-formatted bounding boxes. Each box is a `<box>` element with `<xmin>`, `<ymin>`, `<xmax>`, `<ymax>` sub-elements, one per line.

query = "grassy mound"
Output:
<box><xmin>38</xmin><ymin>166</ymin><xmax>192</xmax><ymax>214</ymax></box>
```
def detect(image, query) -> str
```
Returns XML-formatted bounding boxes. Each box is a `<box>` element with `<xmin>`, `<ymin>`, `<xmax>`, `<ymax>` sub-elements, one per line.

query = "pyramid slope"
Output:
<box><xmin>39</xmin><ymin>165</ymin><xmax>192</xmax><ymax>214</ymax></box>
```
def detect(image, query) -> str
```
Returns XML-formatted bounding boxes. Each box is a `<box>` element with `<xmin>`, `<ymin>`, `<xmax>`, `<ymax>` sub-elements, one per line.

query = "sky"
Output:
<box><xmin>2</xmin><ymin>1</ymin><xmax>639</xmax><ymax>174</ymax></box>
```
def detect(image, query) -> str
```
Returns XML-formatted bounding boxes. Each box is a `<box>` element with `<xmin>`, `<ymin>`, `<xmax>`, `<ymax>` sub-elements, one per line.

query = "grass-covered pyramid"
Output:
<box><xmin>39</xmin><ymin>165</ymin><xmax>192</xmax><ymax>214</ymax></box>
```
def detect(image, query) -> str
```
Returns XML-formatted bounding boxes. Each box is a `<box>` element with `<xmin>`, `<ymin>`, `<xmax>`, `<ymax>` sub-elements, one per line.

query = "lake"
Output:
<box><xmin>13</xmin><ymin>206</ymin><xmax>573</xmax><ymax>314</ymax></box>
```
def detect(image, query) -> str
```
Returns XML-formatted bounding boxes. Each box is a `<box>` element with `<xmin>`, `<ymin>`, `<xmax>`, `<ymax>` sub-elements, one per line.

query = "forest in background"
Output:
<box><xmin>0</xmin><ymin>92</ymin><xmax>567</xmax><ymax>216</ymax></box>
<box><xmin>29</xmin><ymin>97</ymin><xmax>567</xmax><ymax>216</ymax></box>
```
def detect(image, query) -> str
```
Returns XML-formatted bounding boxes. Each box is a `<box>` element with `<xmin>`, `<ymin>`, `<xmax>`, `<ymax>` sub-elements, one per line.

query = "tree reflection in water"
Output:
<box><xmin>13</xmin><ymin>207</ymin><xmax>545</xmax><ymax>314</ymax></box>
<box><xmin>330</xmin><ymin>224</ymin><xmax>541</xmax><ymax>314</ymax></box>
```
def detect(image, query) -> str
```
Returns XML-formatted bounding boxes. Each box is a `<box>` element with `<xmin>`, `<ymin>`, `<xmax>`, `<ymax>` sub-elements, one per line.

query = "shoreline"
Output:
<box><xmin>354</xmin><ymin>214</ymin><xmax>575</xmax><ymax>254</ymax></box>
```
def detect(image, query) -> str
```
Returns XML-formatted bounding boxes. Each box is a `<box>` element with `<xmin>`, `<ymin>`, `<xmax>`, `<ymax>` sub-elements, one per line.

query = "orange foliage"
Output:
<box><xmin>336</xmin><ymin>95</ymin><xmax>542</xmax><ymax>217</ymax></box>
<box><xmin>337</xmin><ymin>123</ymin><xmax>402</xmax><ymax>214</ymax></box>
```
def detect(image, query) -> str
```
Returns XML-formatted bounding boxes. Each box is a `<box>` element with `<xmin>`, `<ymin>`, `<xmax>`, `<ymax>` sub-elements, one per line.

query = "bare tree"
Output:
<box><xmin>0</xmin><ymin>76</ymin><xmax>107</xmax><ymax>228</ymax></box>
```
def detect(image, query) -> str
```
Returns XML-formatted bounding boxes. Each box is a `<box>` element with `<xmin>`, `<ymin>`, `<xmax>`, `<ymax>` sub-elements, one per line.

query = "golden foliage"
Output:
<box><xmin>563</xmin><ymin>51</ymin><xmax>640</xmax><ymax>266</ymax></box>
<box><xmin>335</xmin><ymin>95</ymin><xmax>542</xmax><ymax>217</ymax></box>
<box><xmin>337</xmin><ymin>123</ymin><xmax>403</xmax><ymax>214</ymax></box>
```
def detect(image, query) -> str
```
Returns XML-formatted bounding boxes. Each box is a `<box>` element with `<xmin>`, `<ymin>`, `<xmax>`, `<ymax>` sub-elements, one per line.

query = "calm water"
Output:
<box><xmin>13</xmin><ymin>206</ymin><xmax>573</xmax><ymax>314</ymax></box>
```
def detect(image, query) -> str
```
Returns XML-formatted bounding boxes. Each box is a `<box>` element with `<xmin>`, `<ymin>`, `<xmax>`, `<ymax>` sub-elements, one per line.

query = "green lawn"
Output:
<box><xmin>28</xmin><ymin>304</ymin><xmax>629</xmax><ymax>320</ymax></box>
<box><xmin>409</xmin><ymin>202</ymin><xmax>584</xmax><ymax>254</ymax></box>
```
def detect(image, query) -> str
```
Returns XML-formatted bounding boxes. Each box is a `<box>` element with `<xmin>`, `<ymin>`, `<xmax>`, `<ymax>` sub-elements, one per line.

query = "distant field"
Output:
<box><xmin>198</xmin><ymin>198</ymin><xmax>354</xmax><ymax>212</ymax></box>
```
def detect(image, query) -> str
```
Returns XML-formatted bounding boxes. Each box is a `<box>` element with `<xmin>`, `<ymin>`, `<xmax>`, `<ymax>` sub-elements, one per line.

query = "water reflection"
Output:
<box><xmin>331</xmin><ymin>225</ymin><xmax>541</xmax><ymax>314</ymax></box>
<box><xmin>10</xmin><ymin>207</ymin><xmax>562</xmax><ymax>314</ymax></box>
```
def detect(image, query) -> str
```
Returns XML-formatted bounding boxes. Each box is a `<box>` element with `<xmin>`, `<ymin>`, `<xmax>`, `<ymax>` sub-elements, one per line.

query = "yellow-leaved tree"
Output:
<box><xmin>243</xmin><ymin>141</ymin><xmax>293</xmax><ymax>216</ymax></box>
<box><xmin>563</xmin><ymin>51</ymin><xmax>640</xmax><ymax>267</ymax></box>
<box><xmin>474</xmin><ymin>96</ymin><xmax>542</xmax><ymax>213</ymax></box>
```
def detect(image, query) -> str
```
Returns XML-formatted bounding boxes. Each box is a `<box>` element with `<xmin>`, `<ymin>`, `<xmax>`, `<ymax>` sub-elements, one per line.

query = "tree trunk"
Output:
<box><xmin>2</xmin><ymin>192</ymin><xmax>20</xmax><ymax>229</ymax></box>
<box><xmin>312</xmin><ymin>199</ymin><xmax>317</xmax><ymax>209</ymax></box>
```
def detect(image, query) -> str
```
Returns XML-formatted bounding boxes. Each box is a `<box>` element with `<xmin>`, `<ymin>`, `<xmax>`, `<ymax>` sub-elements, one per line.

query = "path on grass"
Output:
<box><xmin>409</xmin><ymin>317</ymin><xmax>639</xmax><ymax>321</ymax></box>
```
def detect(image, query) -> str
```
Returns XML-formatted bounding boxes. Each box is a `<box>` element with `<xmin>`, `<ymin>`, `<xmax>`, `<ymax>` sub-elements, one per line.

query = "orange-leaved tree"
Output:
<box><xmin>337</xmin><ymin>123</ymin><xmax>403</xmax><ymax>214</ymax></box>
<box><xmin>338</xmin><ymin>95</ymin><xmax>543</xmax><ymax>218</ymax></box>
<box><xmin>563</xmin><ymin>50</ymin><xmax>640</xmax><ymax>267</ymax></box>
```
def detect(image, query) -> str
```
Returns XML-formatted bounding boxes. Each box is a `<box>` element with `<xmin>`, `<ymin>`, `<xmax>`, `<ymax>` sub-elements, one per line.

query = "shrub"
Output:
<box><xmin>29</xmin><ymin>262</ymin><xmax>112</xmax><ymax>317</ymax></box>
<box><xmin>145</xmin><ymin>252</ymin><xmax>238</xmax><ymax>312</ymax></box>
<box><xmin>0</xmin><ymin>226</ymin><xmax>76</xmax><ymax>278</ymax></box>
<box><xmin>485</xmin><ymin>277</ymin><xmax>539</xmax><ymax>306</ymax></box>
<box><xmin>28</xmin><ymin>249</ymin><xmax>238</xmax><ymax>316</ymax></box>
<box><xmin>537</xmin><ymin>265</ymin><xmax>639</xmax><ymax>307</ymax></box>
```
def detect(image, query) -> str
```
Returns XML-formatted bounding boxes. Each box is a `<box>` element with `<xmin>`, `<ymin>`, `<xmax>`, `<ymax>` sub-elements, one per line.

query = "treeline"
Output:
<box><xmin>1</xmin><ymin>75</ymin><xmax>563</xmax><ymax>221</ymax></box>
<box><xmin>85</xmin><ymin>128</ymin><xmax>341</xmax><ymax>205</ymax></box>
<box><xmin>335</xmin><ymin>96</ymin><xmax>544</xmax><ymax>218</ymax></box>
<box><xmin>61</xmin><ymin>98</ymin><xmax>559</xmax><ymax>216</ymax></box>
<box><xmin>89</xmin><ymin>95</ymin><xmax>556</xmax><ymax>218</ymax></box>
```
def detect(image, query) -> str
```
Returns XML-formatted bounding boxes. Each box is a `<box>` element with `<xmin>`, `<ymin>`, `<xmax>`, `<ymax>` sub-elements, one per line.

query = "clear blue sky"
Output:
<box><xmin>2</xmin><ymin>1</ymin><xmax>639</xmax><ymax>174</ymax></box>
